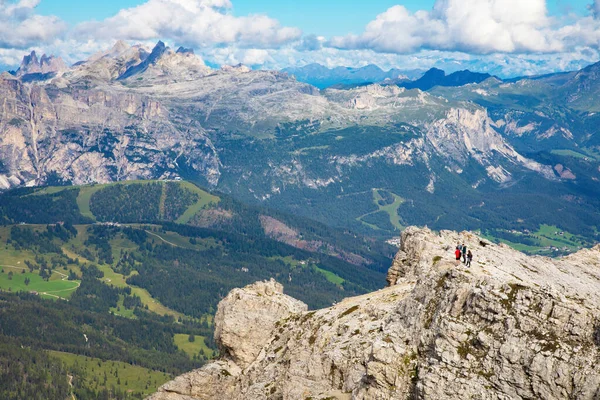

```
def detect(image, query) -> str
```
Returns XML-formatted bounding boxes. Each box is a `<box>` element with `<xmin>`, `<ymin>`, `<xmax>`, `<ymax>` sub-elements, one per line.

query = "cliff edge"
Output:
<box><xmin>149</xmin><ymin>227</ymin><xmax>600</xmax><ymax>399</ymax></box>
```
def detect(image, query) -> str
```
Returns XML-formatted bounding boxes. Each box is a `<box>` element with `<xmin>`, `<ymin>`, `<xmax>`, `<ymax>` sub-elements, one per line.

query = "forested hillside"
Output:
<box><xmin>0</xmin><ymin>179</ymin><xmax>586</xmax><ymax>399</ymax></box>
<box><xmin>0</xmin><ymin>180</ymin><xmax>391</xmax><ymax>399</ymax></box>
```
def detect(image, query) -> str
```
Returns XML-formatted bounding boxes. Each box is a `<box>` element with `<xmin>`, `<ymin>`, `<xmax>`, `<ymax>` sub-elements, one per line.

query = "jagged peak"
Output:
<box><xmin>16</xmin><ymin>50</ymin><xmax>66</xmax><ymax>78</ymax></box>
<box><xmin>111</xmin><ymin>40</ymin><xmax>130</xmax><ymax>53</ymax></box>
<box><xmin>114</xmin><ymin>40</ymin><xmax>210</xmax><ymax>82</ymax></box>
<box><xmin>152</xmin><ymin>40</ymin><xmax>167</xmax><ymax>53</ymax></box>
<box><xmin>22</xmin><ymin>50</ymin><xmax>39</xmax><ymax>65</ymax></box>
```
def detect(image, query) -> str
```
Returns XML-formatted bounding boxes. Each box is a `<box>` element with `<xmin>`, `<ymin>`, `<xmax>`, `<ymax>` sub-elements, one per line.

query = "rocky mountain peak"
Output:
<box><xmin>86</xmin><ymin>40</ymin><xmax>132</xmax><ymax>64</ymax></box>
<box><xmin>214</xmin><ymin>278</ymin><xmax>307</xmax><ymax>369</ymax></box>
<box><xmin>16</xmin><ymin>50</ymin><xmax>67</xmax><ymax>78</ymax></box>
<box><xmin>116</xmin><ymin>40</ymin><xmax>210</xmax><ymax>82</ymax></box>
<box><xmin>150</xmin><ymin>227</ymin><xmax>600</xmax><ymax>400</ymax></box>
<box><xmin>150</xmin><ymin>41</ymin><xmax>167</xmax><ymax>58</ymax></box>
<box><xmin>20</xmin><ymin>50</ymin><xmax>39</xmax><ymax>72</ymax></box>
<box><xmin>112</xmin><ymin>40</ymin><xmax>130</xmax><ymax>54</ymax></box>
<box><xmin>423</xmin><ymin>67</ymin><xmax>446</xmax><ymax>79</ymax></box>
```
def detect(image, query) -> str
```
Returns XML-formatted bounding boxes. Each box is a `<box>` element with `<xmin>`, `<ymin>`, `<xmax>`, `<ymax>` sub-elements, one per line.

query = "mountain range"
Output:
<box><xmin>400</xmin><ymin>67</ymin><xmax>494</xmax><ymax>91</ymax></box>
<box><xmin>1</xmin><ymin>41</ymin><xmax>600</xmax><ymax>249</ymax></box>
<box><xmin>282</xmin><ymin>63</ymin><xmax>495</xmax><ymax>90</ymax></box>
<box><xmin>281</xmin><ymin>63</ymin><xmax>420</xmax><ymax>89</ymax></box>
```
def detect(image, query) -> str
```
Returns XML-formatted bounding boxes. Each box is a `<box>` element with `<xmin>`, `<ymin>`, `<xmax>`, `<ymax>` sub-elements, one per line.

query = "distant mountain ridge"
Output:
<box><xmin>282</xmin><ymin>64</ymin><xmax>495</xmax><ymax>90</ymax></box>
<box><xmin>281</xmin><ymin>63</ymin><xmax>421</xmax><ymax>89</ymax></box>
<box><xmin>14</xmin><ymin>50</ymin><xmax>67</xmax><ymax>82</ymax></box>
<box><xmin>400</xmin><ymin>67</ymin><xmax>495</xmax><ymax>91</ymax></box>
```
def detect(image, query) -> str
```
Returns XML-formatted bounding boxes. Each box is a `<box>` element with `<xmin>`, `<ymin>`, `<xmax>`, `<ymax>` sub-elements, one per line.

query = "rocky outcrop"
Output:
<box><xmin>16</xmin><ymin>51</ymin><xmax>67</xmax><ymax>78</ymax></box>
<box><xmin>214</xmin><ymin>279</ymin><xmax>308</xmax><ymax>368</ymax></box>
<box><xmin>425</xmin><ymin>108</ymin><xmax>556</xmax><ymax>182</ymax></box>
<box><xmin>150</xmin><ymin>227</ymin><xmax>600</xmax><ymax>400</ymax></box>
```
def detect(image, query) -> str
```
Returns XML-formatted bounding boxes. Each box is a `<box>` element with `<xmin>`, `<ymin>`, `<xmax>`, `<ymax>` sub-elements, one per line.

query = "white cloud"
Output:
<box><xmin>0</xmin><ymin>0</ymin><xmax>66</xmax><ymax>49</ymax></box>
<box><xmin>240</xmin><ymin>49</ymin><xmax>273</xmax><ymax>66</ymax></box>
<box><xmin>328</xmin><ymin>0</ymin><xmax>598</xmax><ymax>54</ymax></box>
<box><xmin>74</xmin><ymin>0</ymin><xmax>301</xmax><ymax>49</ymax></box>
<box><xmin>199</xmin><ymin>43</ymin><xmax>600</xmax><ymax>80</ymax></box>
<box><xmin>2</xmin><ymin>0</ymin><xmax>600</xmax><ymax>79</ymax></box>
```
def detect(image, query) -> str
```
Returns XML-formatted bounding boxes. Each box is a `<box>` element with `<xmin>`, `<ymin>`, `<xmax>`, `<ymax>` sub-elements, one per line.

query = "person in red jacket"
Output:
<box><xmin>455</xmin><ymin>246</ymin><xmax>461</xmax><ymax>266</ymax></box>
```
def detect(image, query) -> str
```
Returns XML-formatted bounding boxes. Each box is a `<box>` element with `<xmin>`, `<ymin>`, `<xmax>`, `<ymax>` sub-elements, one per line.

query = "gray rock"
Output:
<box><xmin>150</xmin><ymin>227</ymin><xmax>600</xmax><ymax>400</ymax></box>
<box><xmin>0</xmin><ymin>42</ymin><xmax>555</xmax><ymax>193</ymax></box>
<box><xmin>214</xmin><ymin>278</ymin><xmax>308</xmax><ymax>369</ymax></box>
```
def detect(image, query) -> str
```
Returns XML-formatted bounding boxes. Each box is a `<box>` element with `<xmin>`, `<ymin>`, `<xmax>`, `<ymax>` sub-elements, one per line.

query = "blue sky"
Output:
<box><xmin>2</xmin><ymin>0</ymin><xmax>600</xmax><ymax>76</ymax></box>
<box><xmin>36</xmin><ymin>0</ymin><xmax>594</xmax><ymax>36</ymax></box>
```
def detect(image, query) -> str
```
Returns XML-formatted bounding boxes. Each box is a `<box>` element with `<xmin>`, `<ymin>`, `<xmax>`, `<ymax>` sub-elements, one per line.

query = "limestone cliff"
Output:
<box><xmin>0</xmin><ymin>41</ymin><xmax>559</xmax><ymax>193</ymax></box>
<box><xmin>149</xmin><ymin>227</ymin><xmax>600</xmax><ymax>400</ymax></box>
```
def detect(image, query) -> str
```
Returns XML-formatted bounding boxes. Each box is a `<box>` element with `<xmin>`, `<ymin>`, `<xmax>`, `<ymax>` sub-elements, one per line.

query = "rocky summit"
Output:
<box><xmin>149</xmin><ymin>227</ymin><xmax>600</xmax><ymax>400</ymax></box>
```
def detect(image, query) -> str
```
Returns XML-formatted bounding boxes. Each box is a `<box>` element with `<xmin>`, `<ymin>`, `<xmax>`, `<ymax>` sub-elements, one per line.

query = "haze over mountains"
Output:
<box><xmin>281</xmin><ymin>63</ymin><xmax>419</xmax><ymax>89</ymax></box>
<box><xmin>1</xmin><ymin>40</ymin><xmax>600</xmax><ymax>247</ymax></box>
<box><xmin>281</xmin><ymin>64</ymin><xmax>495</xmax><ymax>90</ymax></box>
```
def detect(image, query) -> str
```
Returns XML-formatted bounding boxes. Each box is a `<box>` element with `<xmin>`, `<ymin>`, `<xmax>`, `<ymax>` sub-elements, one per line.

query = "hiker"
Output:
<box><xmin>455</xmin><ymin>246</ymin><xmax>461</xmax><ymax>266</ymax></box>
<box><xmin>466</xmin><ymin>250</ymin><xmax>473</xmax><ymax>267</ymax></box>
<box><xmin>462</xmin><ymin>243</ymin><xmax>467</xmax><ymax>263</ymax></box>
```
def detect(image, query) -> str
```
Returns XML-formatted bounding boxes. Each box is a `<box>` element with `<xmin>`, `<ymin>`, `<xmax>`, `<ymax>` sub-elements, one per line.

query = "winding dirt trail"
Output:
<box><xmin>1</xmin><ymin>264</ymin><xmax>80</xmax><ymax>298</ymax></box>
<box><xmin>145</xmin><ymin>230</ymin><xmax>181</xmax><ymax>247</ymax></box>
<box><xmin>67</xmin><ymin>374</ymin><xmax>75</xmax><ymax>400</ymax></box>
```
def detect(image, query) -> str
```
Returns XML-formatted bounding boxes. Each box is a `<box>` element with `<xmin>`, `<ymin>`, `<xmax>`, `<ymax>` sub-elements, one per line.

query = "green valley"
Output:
<box><xmin>0</xmin><ymin>179</ymin><xmax>393</xmax><ymax>399</ymax></box>
<box><xmin>50</xmin><ymin>351</ymin><xmax>173</xmax><ymax>398</ymax></box>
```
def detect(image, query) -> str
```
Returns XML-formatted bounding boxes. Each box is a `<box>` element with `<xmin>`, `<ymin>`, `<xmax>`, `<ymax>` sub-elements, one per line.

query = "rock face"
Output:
<box><xmin>16</xmin><ymin>51</ymin><xmax>67</xmax><ymax>78</ymax></box>
<box><xmin>149</xmin><ymin>227</ymin><xmax>600</xmax><ymax>400</ymax></box>
<box><xmin>0</xmin><ymin>41</ymin><xmax>557</xmax><ymax>193</ymax></box>
<box><xmin>214</xmin><ymin>279</ymin><xmax>308</xmax><ymax>369</ymax></box>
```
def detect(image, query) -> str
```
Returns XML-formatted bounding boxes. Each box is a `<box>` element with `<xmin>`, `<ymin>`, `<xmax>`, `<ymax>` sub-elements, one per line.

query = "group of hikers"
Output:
<box><xmin>455</xmin><ymin>243</ymin><xmax>473</xmax><ymax>267</ymax></box>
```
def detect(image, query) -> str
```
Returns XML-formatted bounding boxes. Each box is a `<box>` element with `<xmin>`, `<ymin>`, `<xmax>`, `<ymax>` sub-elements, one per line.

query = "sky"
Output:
<box><xmin>34</xmin><ymin>0</ymin><xmax>593</xmax><ymax>36</ymax></box>
<box><xmin>2</xmin><ymin>0</ymin><xmax>600</xmax><ymax>77</ymax></box>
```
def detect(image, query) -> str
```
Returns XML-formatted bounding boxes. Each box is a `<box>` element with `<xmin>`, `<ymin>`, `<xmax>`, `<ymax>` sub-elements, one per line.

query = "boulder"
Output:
<box><xmin>214</xmin><ymin>278</ymin><xmax>308</xmax><ymax>369</ymax></box>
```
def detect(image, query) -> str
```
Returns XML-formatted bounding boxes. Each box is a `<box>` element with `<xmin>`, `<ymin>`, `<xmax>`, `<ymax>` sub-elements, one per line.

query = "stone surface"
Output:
<box><xmin>214</xmin><ymin>278</ymin><xmax>308</xmax><ymax>368</ymax></box>
<box><xmin>0</xmin><ymin>41</ymin><xmax>557</xmax><ymax>193</ymax></box>
<box><xmin>150</xmin><ymin>227</ymin><xmax>600</xmax><ymax>400</ymax></box>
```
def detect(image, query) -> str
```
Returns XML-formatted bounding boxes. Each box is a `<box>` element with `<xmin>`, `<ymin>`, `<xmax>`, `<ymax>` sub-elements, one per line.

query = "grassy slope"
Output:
<box><xmin>0</xmin><ymin>268</ymin><xmax>79</xmax><ymax>299</ymax></box>
<box><xmin>74</xmin><ymin>180</ymin><xmax>219</xmax><ymax>225</ymax></box>
<box><xmin>145</xmin><ymin>229</ymin><xmax>220</xmax><ymax>251</ymax></box>
<box><xmin>357</xmin><ymin>189</ymin><xmax>405</xmax><ymax>231</ymax></box>
<box><xmin>273</xmin><ymin>255</ymin><xmax>346</xmax><ymax>287</ymax></box>
<box><xmin>175</xmin><ymin>181</ymin><xmax>220</xmax><ymax>224</ymax></box>
<box><xmin>314</xmin><ymin>266</ymin><xmax>345</xmax><ymax>285</ymax></box>
<box><xmin>50</xmin><ymin>351</ymin><xmax>172</xmax><ymax>397</ymax></box>
<box><xmin>550</xmin><ymin>149</ymin><xmax>596</xmax><ymax>160</ymax></box>
<box><xmin>0</xmin><ymin>225</ymin><xmax>82</xmax><ymax>299</ymax></box>
<box><xmin>62</xmin><ymin>228</ymin><xmax>186</xmax><ymax>319</ymax></box>
<box><xmin>77</xmin><ymin>186</ymin><xmax>102</xmax><ymax>221</ymax></box>
<box><xmin>482</xmin><ymin>224</ymin><xmax>590</xmax><ymax>256</ymax></box>
<box><xmin>173</xmin><ymin>334</ymin><xmax>214</xmax><ymax>358</ymax></box>
<box><xmin>110</xmin><ymin>294</ymin><xmax>137</xmax><ymax>319</ymax></box>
